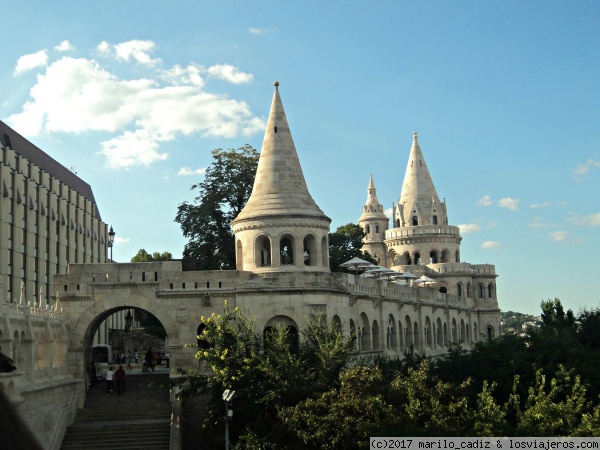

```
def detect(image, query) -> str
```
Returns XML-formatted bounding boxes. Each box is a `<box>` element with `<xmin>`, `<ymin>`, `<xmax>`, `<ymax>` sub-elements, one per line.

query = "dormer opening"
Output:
<box><xmin>432</xmin><ymin>215</ymin><xmax>438</xmax><ymax>225</ymax></box>
<box><xmin>412</xmin><ymin>216</ymin><xmax>418</xmax><ymax>226</ymax></box>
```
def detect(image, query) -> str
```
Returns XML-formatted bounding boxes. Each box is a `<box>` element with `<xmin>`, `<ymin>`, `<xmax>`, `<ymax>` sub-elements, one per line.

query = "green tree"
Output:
<box><xmin>282</xmin><ymin>366</ymin><xmax>393</xmax><ymax>450</ymax></box>
<box><xmin>540</xmin><ymin>298</ymin><xmax>576</xmax><ymax>331</ymax></box>
<box><xmin>514</xmin><ymin>366</ymin><xmax>592</xmax><ymax>436</ymax></box>
<box><xmin>578</xmin><ymin>307</ymin><xmax>600</xmax><ymax>349</ymax></box>
<box><xmin>171</xmin><ymin>304</ymin><xmax>355</xmax><ymax>448</ymax></box>
<box><xmin>328</xmin><ymin>223</ymin><xmax>377</xmax><ymax>272</ymax></box>
<box><xmin>175</xmin><ymin>145</ymin><xmax>259</xmax><ymax>270</ymax></box>
<box><xmin>130</xmin><ymin>249</ymin><xmax>173</xmax><ymax>262</ymax></box>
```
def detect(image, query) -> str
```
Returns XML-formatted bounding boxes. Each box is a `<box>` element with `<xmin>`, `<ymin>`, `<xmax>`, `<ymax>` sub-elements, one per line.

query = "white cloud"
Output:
<box><xmin>114</xmin><ymin>236</ymin><xmax>130</xmax><ymax>244</ymax></box>
<box><xmin>477</xmin><ymin>195</ymin><xmax>492</xmax><ymax>206</ymax></box>
<box><xmin>498</xmin><ymin>197</ymin><xmax>520</xmax><ymax>210</ymax></box>
<box><xmin>458</xmin><ymin>224</ymin><xmax>481</xmax><ymax>234</ymax></box>
<box><xmin>162</xmin><ymin>64</ymin><xmax>205</xmax><ymax>87</ymax></box>
<box><xmin>572</xmin><ymin>158</ymin><xmax>600</xmax><ymax>176</ymax></box>
<box><xmin>207</xmin><ymin>64</ymin><xmax>253</xmax><ymax>84</ymax></box>
<box><xmin>567</xmin><ymin>213</ymin><xmax>600</xmax><ymax>226</ymax></box>
<box><xmin>384</xmin><ymin>207</ymin><xmax>393</xmax><ymax>220</ymax></box>
<box><xmin>178</xmin><ymin>167</ymin><xmax>207</xmax><ymax>176</ymax></box>
<box><xmin>549</xmin><ymin>230</ymin><xmax>568</xmax><ymax>242</ymax></box>
<box><xmin>14</xmin><ymin>50</ymin><xmax>48</xmax><ymax>76</ymax></box>
<box><xmin>249</xmin><ymin>27</ymin><xmax>276</xmax><ymax>35</ymax></box>
<box><xmin>529</xmin><ymin>217</ymin><xmax>556</xmax><ymax>228</ymax></box>
<box><xmin>96</xmin><ymin>41</ymin><xmax>111</xmax><ymax>56</ymax></box>
<box><xmin>55</xmin><ymin>40</ymin><xmax>74</xmax><ymax>52</ymax></box>
<box><xmin>530</xmin><ymin>201</ymin><xmax>551</xmax><ymax>209</ymax></box>
<box><xmin>100</xmin><ymin>129</ymin><xmax>168</xmax><ymax>169</ymax></box>
<box><xmin>8</xmin><ymin>42</ymin><xmax>265</xmax><ymax>169</ymax></box>
<box><xmin>481</xmin><ymin>241</ymin><xmax>502</xmax><ymax>249</ymax></box>
<box><xmin>114</xmin><ymin>40</ymin><xmax>161</xmax><ymax>66</ymax></box>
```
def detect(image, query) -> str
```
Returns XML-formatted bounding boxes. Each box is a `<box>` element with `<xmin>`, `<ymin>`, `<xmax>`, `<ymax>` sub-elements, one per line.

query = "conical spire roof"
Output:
<box><xmin>398</xmin><ymin>131</ymin><xmax>442</xmax><ymax>207</ymax></box>
<box><xmin>232</xmin><ymin>82</ymin><xmax>330</xmax><ymax>225</ymax></box>
<box><xmin>359</xmin><ymin>175</ymin><xmax>387</xmax><ymax>222</ymax></box>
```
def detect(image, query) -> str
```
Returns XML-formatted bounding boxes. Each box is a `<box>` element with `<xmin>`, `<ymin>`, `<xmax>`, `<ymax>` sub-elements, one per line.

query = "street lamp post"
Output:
<box><xmin>222</xmin><ymin>390</ymin><xmax>235</xmax><ymax>450</ymax></box>
<box><xmin>108</xmin><ymin>226</ymin><xmax>115</xmax><ymax>262</ymax></box>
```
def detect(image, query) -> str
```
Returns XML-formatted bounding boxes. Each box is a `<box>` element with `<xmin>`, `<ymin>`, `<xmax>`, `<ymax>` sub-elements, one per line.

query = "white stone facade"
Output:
<box><xmin>0</xmin><ymin>83</ymin><xmax>502</xmax><ymax>449</ymax></box>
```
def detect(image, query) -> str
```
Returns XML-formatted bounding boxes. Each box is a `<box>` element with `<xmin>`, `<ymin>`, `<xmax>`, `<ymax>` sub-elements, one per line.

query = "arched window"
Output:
<box><xmin>466</xmin><ymin>283</ymin><xmax>471</xmax><ymax>298</ymax></box>
<box><xmin>412</xmin><ymin>216</ymin><xmax>419</xmax><ymax>226</ymax></box>
<box><xmin>414</xmin><ymin>252</ymin><xmax>421</xmax><ymax>265</ymax></box>
<box><xmin>413</xmin><ymin>322</ymin><xmax>420</xmax><ymax>351</ymax></box>
<box><xmin>303</xmin><ymin>234</ymin><xmax>317</xmax><ymax>266</ymax></box>
<box><xmin>255</xmin><ymin>235</ymin><xmax>271</xmax><ymax>267</ymax></box>
<box><xmin>457</xmin><ymin>283</ymin><xmax>463</xmax><ymax>297</ymax></box>
<box><xmin>441</xmin><ymin>249</ymin><xmax>449</xmax><ymax>263</ymax></box>
<box><xmin>366</xmin><ymin>225</ymin><xmax>371</xmax><ymax>234</ymax></box>
<box><xmin>372</xmin><ymin>320</ymin><xmax>380</xmax><ymax>350</ymax></box>
<box><xmin>487</xmin><ymin>325</ymin><xmax>495</xmax><ymax>340</ymax></box>
<box><xmin>396</xmin><ymin>218</ymin><xmax>401</xmax><ymax>227</ymax></box>
<box><xmin>488</xmin><ymin>283</ymin><xmax>494</xmax><ymax>299</ymax></box>
<box><xmin>455</xmin><ymin>250</ymin><xmax>460</xmax><ymax>262</ymax></box>
<box><xmin>452</xmin><ymin>319</ymin><xmax>458</xmax><ymax>343</ymax></box>
<box><xmin>403</xmin><ymin>252</ymin><xmax>412</xmax><ymax>265</ymax></box>
<box><xmin>477</xmin><ymin>284</ymin><xmax>484</xmax><ymax>299</ymax></box>
<box><xmin>375</xmin><ymin>224</ymin><xmax>380</xmax><ymax>233</ymax></box>
<box><xmin>430</xmin><ymin>250</ymin><xmax>438</xmax><ymax>264</ymax></box>
<box><xmin>425</xmin><ymin>317</ymin><xmax>431</xmax><ymax>348</ymax></box>
<box><xmin>404</xmin><ymin>316</ymin><xmax>413</xmax><ymax>349</ymax></box>
<box><xmin>280</xmin><ymin>236</ymin><xmax>294</xmax><ymax>265</ymax></box>
<box><xmin>432</xmin><ymin>215</ymin><xmax>438</xmax><ymax>225</ymax></box>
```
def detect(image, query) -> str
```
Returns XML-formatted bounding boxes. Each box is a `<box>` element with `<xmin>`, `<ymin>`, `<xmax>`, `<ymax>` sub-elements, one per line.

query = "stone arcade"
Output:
<box><xmin>0</xmin><ymin>82</ymin><xmax>501</xmax><ymax>448</ymax></box>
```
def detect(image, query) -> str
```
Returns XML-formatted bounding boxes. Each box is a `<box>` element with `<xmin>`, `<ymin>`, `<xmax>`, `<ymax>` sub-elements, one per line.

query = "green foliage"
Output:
<box><xmin>282</xmin><ymin>367</ymin><xmax>393</xmax><ymax>450</ymax></box>
<box><xmin>501</xmin><ymin>310</ymin><xmax>540</xmax><ymax>333</ymax></box>
<box><xmin>328</xmin><ymin>223</ymin><xmax>377</xmax><ymax>272</ymax></box>
<box><xmin>175</xmin><ymin>145</ymin><xmax>259</xmax><ymax>270</ymax></box>
<box><xmin>578</xmin><ymin>307</ymin><xmax>600</xmax><ymax>349</ymax></box>
<box><xmin>130</xmin><ymin>249</ymin><xmax>172</xmax><ymax>262</ymax></box>
<box><xmin>540</xmin><ymin>298</ymin><xmax>576</xmax><ymax>331</ymax></box>
<box><xmin>514</xmin><ymin>366</ymin><xmax>592</xmax><ymax>436</ymax></box>
<box><xmin>173</xmin><ymin>299</ymin><xmax>600</xmax><ymax>447</ymax></box>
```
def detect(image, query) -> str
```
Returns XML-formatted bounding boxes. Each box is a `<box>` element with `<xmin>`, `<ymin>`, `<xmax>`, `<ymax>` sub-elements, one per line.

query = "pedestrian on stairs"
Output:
<box><xmin>114</xmin><ymin>365</ymin><xmax>126</xmax><ymax>396</ymax></box>
<box><xmin>105</xmin><ymin>366</ymin><xmax>115</xmax><ymax>395</ymax></box>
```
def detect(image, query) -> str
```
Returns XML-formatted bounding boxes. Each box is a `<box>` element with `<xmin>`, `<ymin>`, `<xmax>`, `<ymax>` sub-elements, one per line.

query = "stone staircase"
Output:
<box><xmin>61</xmin><ymin>371</ymin><xmax>172</xmax><ymax>450</ymax></box>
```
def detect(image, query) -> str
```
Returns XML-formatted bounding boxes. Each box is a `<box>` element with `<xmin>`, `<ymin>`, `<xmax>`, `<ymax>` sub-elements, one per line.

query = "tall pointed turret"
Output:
<box><xmin>385</xmin><ymin>131</ymin><xmax>461</xmax><ymax>270</ymax></box>
<box><xmin>395</xmin><ymin>131</ymin><xmax>447</xmax><ymax>227</ymax></box>
<box><xmin>232</xmin><ymin>82</ymin><xmax>331</xmax><ymax>272</ymax></box>
<box><xmin>233</xmin><ymin>81</ymin><xmax>328</xmax><ymax>223</ymax></box>
<box><xmin>358</xmin><ymin>175</ymin><xmax>388</xmax><ymax>265</ymax></box>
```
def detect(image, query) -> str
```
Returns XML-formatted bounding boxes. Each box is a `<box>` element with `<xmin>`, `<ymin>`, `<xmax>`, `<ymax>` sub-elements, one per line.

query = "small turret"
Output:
<box><xmin>358</xmin><ymin>175</ymin><xmax>389</xmax><ymax>265</ymax></box>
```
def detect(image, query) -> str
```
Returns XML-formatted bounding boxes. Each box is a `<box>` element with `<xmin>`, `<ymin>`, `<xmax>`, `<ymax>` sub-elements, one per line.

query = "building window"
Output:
<box><xmin>432</xmin><ymin>215</ymin><xmax>438</xmax><ymax>225</ymax></box>
<box><xmin>412</xmin><ymin>216</ymin><xmax>418</xmax><ymax>226</ymax></box>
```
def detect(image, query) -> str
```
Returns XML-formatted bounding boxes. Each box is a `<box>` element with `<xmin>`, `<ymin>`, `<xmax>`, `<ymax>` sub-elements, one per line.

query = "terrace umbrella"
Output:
<box><xmin>339</xmin><ymin>257</ymin><xmax>376</xmax><ymax>274</ymax></box>
<box><xmin>414</xmin><ymin>275</ymin><xmax>438</xmax><ymax>288</ymax></box>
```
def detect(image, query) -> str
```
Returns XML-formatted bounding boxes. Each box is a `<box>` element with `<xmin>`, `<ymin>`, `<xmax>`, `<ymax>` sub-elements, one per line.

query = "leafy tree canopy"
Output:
<box><xmin>329</xmin><ymin>223</ymin><xmax>377</xmax><ymax>272</ymax></box>
<box><xmin>541</xmin><ymin>298</ymin><xmax>576</xmax><ymax>332</ymax></box>
<box><xmin>130</xmin><ymin>249</ymin><xmax>173</xmax><ymax>262</ymax></box>
<box><xmin>175</xmin><ymin>145</ymin><xmax>259</xmax><ymax>270</ymax></box>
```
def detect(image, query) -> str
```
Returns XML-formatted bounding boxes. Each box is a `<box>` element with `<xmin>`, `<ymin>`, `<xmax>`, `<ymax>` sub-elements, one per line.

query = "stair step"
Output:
<box><xmin>61</xmin><ymin>373</ymin><xmax>171</xmax><ymax>450</ymax></box>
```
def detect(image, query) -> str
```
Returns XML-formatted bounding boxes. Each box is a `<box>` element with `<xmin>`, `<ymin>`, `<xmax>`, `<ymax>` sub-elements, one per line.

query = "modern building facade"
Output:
<box><xmin>0</xmin><ymin>121</ymin><xmax>109</xmax><ymax>307</ymax></box>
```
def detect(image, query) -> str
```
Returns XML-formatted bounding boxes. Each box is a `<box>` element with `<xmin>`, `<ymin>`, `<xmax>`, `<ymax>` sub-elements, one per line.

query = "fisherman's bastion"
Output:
<box><xmin>0</xmin><ymin>82</ymin><xmax>501</xmax><ymax>448</ymax></box>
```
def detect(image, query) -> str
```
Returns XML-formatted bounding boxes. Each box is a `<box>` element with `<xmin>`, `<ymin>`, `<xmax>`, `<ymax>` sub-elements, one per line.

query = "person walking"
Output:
<box><xmin>126</xmin><ymin>352</ymin><xmax>132</xmax><ymax>370</ymax></box>
<box><xmin>114</xmin><ymin>365</ymin><xmax>126</xmax><ymax>396</ymax></box>
<box><xmin>105</xmin><ymin>366</ymin><xmax>115</xmax><ymax>395</ymax></box>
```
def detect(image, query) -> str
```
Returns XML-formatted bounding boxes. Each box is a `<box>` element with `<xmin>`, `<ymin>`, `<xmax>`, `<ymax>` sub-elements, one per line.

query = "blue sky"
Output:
<box><xmin>1</xmin><ymin>1</ymin><xmax>599</xmax><ymax>315</ymax></box>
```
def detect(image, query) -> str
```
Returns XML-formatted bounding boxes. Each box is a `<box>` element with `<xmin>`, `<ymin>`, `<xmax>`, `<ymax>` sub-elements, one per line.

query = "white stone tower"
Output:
<box><xmin>386</xmin><ymin>131</ymin><xmax>462</xmax><ymax>269</ymax></box>
<box><xmin>357</xmin><ymin>175</ymin><xmax>389</xmax><ymax>265</ymax></box>
<box><xmin>232</xmin><ymin>82</ymin><xmax>331</xmax><ymax>272</ymax></box>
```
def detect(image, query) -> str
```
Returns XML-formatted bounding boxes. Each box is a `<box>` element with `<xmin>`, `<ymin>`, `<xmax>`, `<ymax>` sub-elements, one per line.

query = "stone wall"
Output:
<box><xmin>0</xmin><ymin>300</ymin><xmax>80</xmax><ymax>450</ymax></box>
